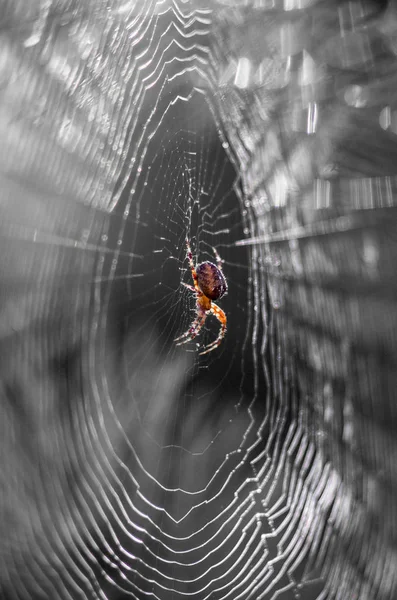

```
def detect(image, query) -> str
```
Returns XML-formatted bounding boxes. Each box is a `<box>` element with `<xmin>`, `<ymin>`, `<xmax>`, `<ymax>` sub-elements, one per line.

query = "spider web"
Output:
<box><xmin>0</xmin><ymin>1</ymin><xmax>396</xmax><ymax>600</ymax></box>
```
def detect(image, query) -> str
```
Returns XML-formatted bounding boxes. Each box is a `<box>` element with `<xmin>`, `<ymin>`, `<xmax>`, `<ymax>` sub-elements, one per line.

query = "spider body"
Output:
<box><xmin>175</xmin><ymin>239</ymin><xmax>228</xmax><ymax>355</ymax></box>
<box><xmin>196</xmin><ymin>261</ymin><xmax>227</xmax><ymax>301</ymax></box>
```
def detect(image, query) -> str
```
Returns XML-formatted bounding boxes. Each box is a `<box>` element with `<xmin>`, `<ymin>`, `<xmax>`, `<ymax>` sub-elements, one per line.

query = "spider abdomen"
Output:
<box><xmin>196</xmin><ymin>261</ymin><xmax>227</xmax><ymax>301</ymax></box>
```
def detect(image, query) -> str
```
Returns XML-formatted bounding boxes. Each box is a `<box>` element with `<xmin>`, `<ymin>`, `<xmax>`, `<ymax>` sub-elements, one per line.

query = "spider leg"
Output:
<box><xmin>199</xmin><ymin>303</ymin><xmax>227</xmax><ymax>355</ymax></box>
<box><xmin>185</xmin><ymin>238</ymin><xmax>200</xmax><ymax>292</ymax></box>
<box><xmin>174</xmin><ymin>306</ymin><xmax>207</xmax><ymax>346</ymax></box>
<box><xmin>175</xmin><ymin>283</ymin><xmax>203</xmax><ymax>340</ymax></box>
<box><xmin>181</xmin><ymin>282</ymin><xmax>200</xmax><ymax>294</ymax></box>
<box><xmin>212</xmin><ymin>246</ymin><xmax>224</xmax><ymax>271</ymax></box>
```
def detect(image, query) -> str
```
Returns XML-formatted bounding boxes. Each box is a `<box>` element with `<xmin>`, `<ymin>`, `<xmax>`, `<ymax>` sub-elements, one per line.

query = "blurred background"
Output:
<box><xmin>0</xmin><ymin>1</ymin><xmax>396</xmax><ymax>599</ymax></box>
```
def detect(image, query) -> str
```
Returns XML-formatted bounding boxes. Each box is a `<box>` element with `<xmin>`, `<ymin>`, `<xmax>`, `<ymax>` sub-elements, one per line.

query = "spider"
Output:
<box><xmin>175</xmin><ymin>238</ymin><xmax>228</xmax><ymax>355</ymax></box>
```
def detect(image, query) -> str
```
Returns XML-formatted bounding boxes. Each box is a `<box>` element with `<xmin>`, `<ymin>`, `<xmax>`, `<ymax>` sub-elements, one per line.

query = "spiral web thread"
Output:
<box><xmin>0</xmin><ymin>1</ymin><xmax>396</xmax><ymax>599</ymax></box>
